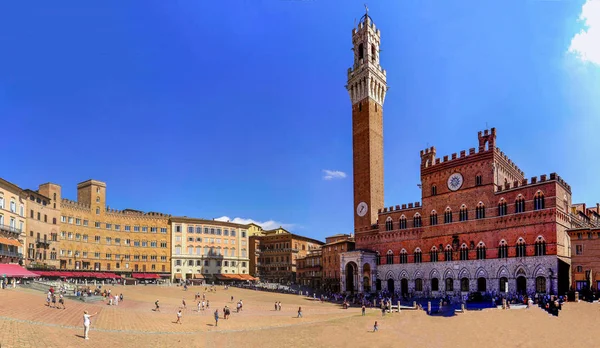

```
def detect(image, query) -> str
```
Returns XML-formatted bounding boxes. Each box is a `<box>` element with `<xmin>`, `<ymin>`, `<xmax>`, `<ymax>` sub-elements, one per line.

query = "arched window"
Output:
<box><xmin>399</xmin><ymin>216</ymin><xmax>407</xmax><ymax>229</ymax></box>
<box><xmin>96</xmin><ymin>207</ymin><xmax>100</xmax><ymax>215</ymax></box>
<box><xmin>431</xmin><ymin>278</ymin><xmax>439</xmax><ymax>291</ymax></box>
<box><xmin>376</xmin><ymin>251</ymin><xmax>381</xmax><ymax>265</ymax></box>
<box><xmin>459</xmin><ymin>244</ymin><xmax>469</xmax><ymax>260</ymax></box>
<box><xmin>399</xmin><ymin>249</ymin><xmax>408</xmax><ymax>264</ymax></box>
<box><xmin>385</xmin><ymin>217</ymin><xmax>393</xmax><ymax>231</ymax></box>
<box><xmin>10</xmin><ymin>199</ymin><xmax>16</xmax><ymax>213</ymax></box>
<box><xmin>498</xmin><ymin>199</ymin><xmax>507</xmax><ymax>216</ymax></box>
<box><xmin>475</xmin><ymin>175</ymin><xmax>483</xmax><ymax>186</ymax></box>
<box><xmin>498</xmin><ymin>240</ymin><xmax>508</xmax><ymax>259</ymax></box>
<box><xmin>413</xmin><ymin>214</ymin><xmax>422</xmax><ymax>228</ymax></box>
<box><xmin>516</xmin><ymin>238</ymin><xmax>526</xmax><ymax>257</ymax></box>
<box><xmin>476</xmin><ymin>242</ymin><xmax>486</xmax><ymax>260</ymax></box>
<box><xmin>431</xmin><ymin>185</ymin><xmax>437</xmax><ymax>196</ymax></box>
<box><xmin>476</xmin><ymin>202</ymin><xmax>486</xmax><ymax>219</ymax></box>
<box><xmin>413</xmin><ymin>248</ymin><xmax>422</xmax><ymax>264</ymax></box>
<box><xmin>459</xmin><ymin>205</ymin><xmax>468</xmax><ymax>221</ymax></box>
<box><xmin>358</xmin><ymin>43</ymin><xmax>364</xmax><ymax>60</ymax></box>
<box><xmin>534</xmin><ymin>236</ymin><xmax>546</xmax><ymax>256</ymax></box>
<box><xmin>444</xmin><ymin>245</ymin><xmax>453</xmax><ymax>261</ymax></box>
<box><xmin>534</xmin><ymin>192</ymin><xmax>545</xmax><ymax>210</ymax></box>
<box><xmin>429</xmin><ymin>246</ymin><xmax>438</xmax><ymax>262</ymax></box>
<box><xmin>430</xmin><ymin>211</ymin><xmax>438</xmax><ymax>226</ymax></box>
<box><xmin>415</xmin><ymin>278</ymin><xmax>423</xmax><ymax>292</ymax></box>
<box><xmin>515</xmin><ymin>196</ymin><xmax>525</xmax><ymax>213</ymax></box>
<box><xmin>536</xmin><ymin>276</ymin><xmax>547</xmax><ymax>293</ymax></box>
<box><xmin>461</xmin><ymin>278</ymin><xmax>470</xmax><ymax>292</ymax></box>
<box><xmin>446</xmin><ymin>278</ymin><xmax>454</xmax><ymax>291</ymax></box>
<box><xmin>444</xmin><ymin>208</ymin><xmax>453</xmax><ymax>224</ymax></box>
<box><xmin>386</xmin><ymin>250</ymin><xmax>394</xmax><ymax>265</ymax></box>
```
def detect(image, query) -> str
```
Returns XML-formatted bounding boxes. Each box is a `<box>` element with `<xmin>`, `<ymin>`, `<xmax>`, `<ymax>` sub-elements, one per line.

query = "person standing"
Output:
<box><xmin>82</xmin><ymin>310</ymin><xmax>98</xmax><ymax>340</ymax></box>
<box><xmin>362</xmin><ymin>304</ymin><xmax>366</xmax><ymax>316</ymax></box>
<box><xmin>176</xmin><ymin>310</ymin><xmax>183</xmax><ymax>324</ymax></box>
<box><xmin>373</xmin><ymin>321</ymin><xmax>379</xmax><ymax>332</ymax></box>
<box><xmin>214</xmin><ymin>309</ymin><xmax>219</xmax><ymax>326</ymax></box>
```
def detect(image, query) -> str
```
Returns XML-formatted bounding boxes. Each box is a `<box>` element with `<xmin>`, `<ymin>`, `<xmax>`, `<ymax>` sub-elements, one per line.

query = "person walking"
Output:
<box><xmin>373</xmin><ymin>321</ymin><xmax>379</xmax><ymax>332</ymax></box>
<box><xmin>155</xmin><ymin>299</ymin><xmax>160</xmax><ymax>312</ymax></box>
<box><xmin>297</xmin><ymin>307</ymin><xmax>302</xmax><ymax>318</ymax></box>
<box><xmin>58</xmin><ymin>294</ymin><xmax>66</xmax><ymax>310</ymax></box>
<box><xmin>82</xmin><ymin>310</ymin><xmax>98</xmax><ymax>340</ymax></box>
<box><xmin>214</xmin><ymin>309</ymin><xmax>219</xmax><ymax>327</ymax></box>
<box><xmin>176</xmin><ymin>310</ymin><xmax>183</xmax><ymax>324</ymax></box>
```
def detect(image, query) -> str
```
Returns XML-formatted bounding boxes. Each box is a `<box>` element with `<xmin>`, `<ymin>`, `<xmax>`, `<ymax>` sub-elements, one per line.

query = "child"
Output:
<box><xmin>176</xmin><ymin>310</ymin><xmax>182</xmax><ymax>324</ymax></box>
<box><xmin>155</xmin><ymin>299</ymin><xmax>160</xmax><ymax>312</ymax></box>
<box><xmin>373</xmin><ymin>321</ymin><xmax>379</xmax><ymax>332</ymax></box>
<box><xmin>362</xmin><ymin>305</ymin><xmax>366</xmax><ymax>316</ymax></box>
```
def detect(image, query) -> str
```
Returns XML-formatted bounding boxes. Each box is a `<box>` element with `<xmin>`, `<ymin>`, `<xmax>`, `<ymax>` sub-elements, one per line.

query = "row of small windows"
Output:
<box><xmin>174</xmin><ymin>225</ymin><xmax>242</xmax><ymax>237</ymax></box>
<box><xmin>375</xmin><ymin>238</ymin><xmax>547</xmax><ymax>265</ymax></box>
<box><xmin>60</xmin><ymin>231</ymin><xmax>168</xmax><ymax>248</ymax></box>
<box><xmin>61</xmin><ymin>250</ymin><xmax>167</xmax><ymax>261</ymax></box>
<box><xmin>431</xmin><ymin>175</ymin><xmax>483</xmax><ymax>196</ymax></box>
<box><xmin>174</xmin><ymin>259</ymin><xmax>245</xmax><ymax>267</ymax></box>
<box><xmin>384</xmin><ymin>193</ymin><xmax>546</xmax><ymax>231</ymax></box>
<box><xmin>61</xmin><ymin>216</ymin><xmax>168</xmax><ymax>233</ymax></box>
<box><xmin>384</xmin><ymin>276</ymin><xmax>547</xmax><ymax>293</ymax></box>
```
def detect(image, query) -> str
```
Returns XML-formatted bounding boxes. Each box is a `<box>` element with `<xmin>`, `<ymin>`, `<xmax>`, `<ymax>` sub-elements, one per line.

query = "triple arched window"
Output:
<box><xmin>444</xmin><ymin>208</ymin><xmax>453</xmax><ymax>224</ymax></box>
<box><xmin>498</xmin><ymin>240</ymin><xmax>508</xmax><ymax>259</ymax></box>
<box><xmin>459</xmin><ymin>244</ymin><xmax>469</xmax><ymax>260</ymax></box>
<box><xmin>516</xmin><ymin>238</ymin><xmax>526</xmax><ymax>257</ymax></box>
<box><xmin>385</xmin><ymin>217</ymin><xmax>393</xmax><ymax>231</ymax></box>
<box><xmin>430</xmin><ymin>211</ymin><xmax>438</xmax><ymax>226</ymax></box>
<box><xmin>515</xmin><ymin>196</ymin><xmax>526</xmax><ymax>213</ymax></box>
<box><xmin>475</xmin><ymin>203</ymin><xmax>486</xmax><ymax>219</ymax></box>
<box><xmin>534</xmin><ymin>192</ymin><xmax>545</xmax><ymax>210</ymax></box>
<box><xmin>386</xmin><ymin>250</ymin><xmax>394</xmax><ymax>264</ymax></box>
<box><xmin>429</xmin><ymin>247</ymin><xmax>438</xmax><ymax>262</ymax></box>
<box><xmin>413</xmin><ymin>248</ymin><xmax>422</xmax><ymax>264</ymax></box>
<box><xmin>534</xmin><ymin>237</ymin><xmax>546</xmax><ymax>256</ymax></box>
<box><xmin>476</xmin><ymin>242</ymin><xmax>486</xmax><ymax>260</ymax></box>
<box><xmin>413</xmin><ymin>214</ymin><xmax>422</xmax><ymax>228</ymax></box>
<box><xmin>498</xmin><ymin>199</ymin><xmax>508</xmax><ymax>216</ymax></box>
<box><xmin>444</xmin><ymin>245</ymin><xmax>453</xmax><ymax>261</ymax></box>
<box><xmin>459</xmin><ymin>205</ymin><xmax>468</xmax><ymax>221</ymax></box>
<box><xmin>399</xmin><ymin>249</ymin><xmax>408</xmax><ymax>264</ymax></box>
<box><xmin>399</xmin><ymin>216</ymin><xmax>407</xmax><ymax>229</ymax></box>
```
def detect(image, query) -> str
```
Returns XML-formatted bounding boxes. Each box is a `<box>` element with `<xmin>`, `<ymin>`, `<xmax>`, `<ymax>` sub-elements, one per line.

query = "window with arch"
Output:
<box><xmin>386</xmin><ymin>250</ymin><xmax>394</xmax><ymax>265</ymax></box>
<box><xmin>429</xmin><ymin>247</ymin><xmax>438</xmax><ymax>262</ymax></box>
<box><xmin>385</xmin><ymin>217</ymin><xmax>393</xmax><ymax>231</ymax></box>
<box><xmin>414</xmin><ymin>249</ymin><xmax>422</xmax><ymax>263</ymax></box>
<box><xmin>459</xmin><ymin>244</ymin><xmax>469</xmax><ymax>260</ymax></box>
<box><xmin>446</xmin><ymin>278</ymin><xmax>454</xmax><ymax>291</ymax></box>
<box><xmin>476</xmin><ymin>242</ymin><xmax>486</xmax><ymax>260</ymax></box>
<box><xmin>476</xmin><ymin>203</ymin><xmax>486</xmax><ymax>219</ymax></box>
<box><xmin>376</xmin><ymin>252</ymin><xmax>381</xmax><ymax>265</ymax></box>
<box><xmin>444</xmin><ymin>208</ymin><xmax>453</xmax><ymax>224</ymax></box>
<box><xmin>515</xmin><ymin>196</ymin><xmax>525</xmax><ymax>213</ymax></box>
<box><xmin>459</xmin><ymin>205</ymin><xmax>468</xmax><ymax>221</ymax></box>
<box><xmin>461</xmin><ymin>278</ymin><xmax>470</xmax><ymax>292</ymax></box>
<box><xmin>498</xmin><ymin>240</ymin><xmax>508</xmax><ymax>259</ymax></box>
<box><xmin>444</xmin><ymin>245</ymin><xmax>453</xmax><ymax>261</ymax></box>
<box><xmin>96</xmin><ymin>207</ymin><xmax>100</xmax><ymax>215</ymax></box>
<box><xmin>536</xmin><ymin>276</ymin><xmax>547</xmax><ymax>293</ymax></box>
<box><xmin>516</xmin><ymin>238</ymin><xmax>526</xmax><ymax>257</ymax></box>
<box><xmin>415</xmin><ymin>278</ymin><xmax>423</xmax><ymax>292</ymax></box>
<box><xmin>429</xmin><ymin>211</ymin><xmax>438</xmax><ymax>226</ymax></box>
<box><xmin>534</xmin><ymin>237</ymin><xmax>546</xmax><ymax>256</ymax></box>
<box><xmin>498</xmin><ymin>200</ymin><xmax>507</xmax><ymax>216</ymax></box>
<box><xmin>399</xmin><ymin>250</ymin><xmax>408</xmax><ymax>264</ymax></box>
<box><xmin>399</xmin><ymin>216</ymin><xmax>407</xmax><ymax>229</ymax></box>
<box><xmin>475</xmin><ymin>175</ymin><xmax>483</xmax><ymax>186</ymax></box>
<box><xmin>413</xmin><ymin>214</ymin><xmax>422</xmax><ymax>228</ymax></box>
<box><xmin>358</xmin><ymin>43</ymin><xmax>364</xmax><ymax>60</ymax></box>
<box><xmin>431</xmin><ymin>278</ymin><xmax>439</xmax><ymax>291</ymax></box>
<box><xmin>534</xmin><ymin>192</ymin><xmax>545</xmax><ymax>210</ymax></box>
<box><xmin>431</xmin><ymin>185</ymin><xmax>437</xmax><ymax>196</ymax></box>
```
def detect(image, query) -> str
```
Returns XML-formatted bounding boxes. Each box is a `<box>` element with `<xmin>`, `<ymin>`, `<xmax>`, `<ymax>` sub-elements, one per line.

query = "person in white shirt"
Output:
<box><xmin>83</xmin><ymin>310</ymin><xmax>98</xmax><ymax>340</ymax></box>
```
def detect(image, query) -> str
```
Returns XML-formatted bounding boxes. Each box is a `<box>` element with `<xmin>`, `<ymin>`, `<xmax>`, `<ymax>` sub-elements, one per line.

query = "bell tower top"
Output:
<box><xmin>346</xmin><ymin>6</ymin><xmax>388</xmax><ymax>106</ymax></box>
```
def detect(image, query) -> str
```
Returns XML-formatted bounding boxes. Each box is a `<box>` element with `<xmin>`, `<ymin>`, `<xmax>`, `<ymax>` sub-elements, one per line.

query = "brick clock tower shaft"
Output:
<box><xmin>346</xmin><ymin>10</ymin><xmax>388</xmax><ymax>232</ymax></box>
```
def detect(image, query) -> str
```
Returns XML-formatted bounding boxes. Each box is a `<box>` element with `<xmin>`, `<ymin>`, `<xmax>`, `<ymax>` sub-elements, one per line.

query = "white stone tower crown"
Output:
<box><xmin>346</xmin><ymin>9</ymin><xmax>388</xmax><ymax>106</ymax></box>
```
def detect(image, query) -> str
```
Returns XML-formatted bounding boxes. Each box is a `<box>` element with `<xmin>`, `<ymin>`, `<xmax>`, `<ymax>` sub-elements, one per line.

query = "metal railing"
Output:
<box><xmin>0</xmin><ymin>224</ymin><xmax>22</xmax><ymax>234</ymax></box>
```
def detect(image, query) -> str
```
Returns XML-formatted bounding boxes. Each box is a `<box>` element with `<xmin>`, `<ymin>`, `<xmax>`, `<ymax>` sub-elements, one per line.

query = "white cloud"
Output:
<box><xmin>322</xmin><ymin>169</ymin><xmax>347</xmax><ymax>180</ymax></box>
<box><xmin>214</xmin><ymin>216</ymin><xmax>295</xmax><ymax>230</ymax></box>
<box><xmin>568</xmin><ymin>0</ymin><xmax>600</xmax><ymax>65</ymax></box>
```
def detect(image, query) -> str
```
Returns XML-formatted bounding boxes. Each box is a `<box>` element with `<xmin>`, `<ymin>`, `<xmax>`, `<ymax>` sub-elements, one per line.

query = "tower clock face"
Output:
<box><xmin>356</xmin><ymin>202</ymin><xmax>368</xmax><ymax>217</ymax></box>
<box><xmin>447</xmin><ymin>173</ymin><xmax>464</xmax><ymax>191</ymax></box>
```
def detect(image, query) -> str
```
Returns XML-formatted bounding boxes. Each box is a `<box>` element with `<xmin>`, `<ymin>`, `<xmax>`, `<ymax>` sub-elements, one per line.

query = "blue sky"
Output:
<box><xmin>0</xmin><ymin>1</ymin><xmax>598</xmax><ymax>240</ymax></box>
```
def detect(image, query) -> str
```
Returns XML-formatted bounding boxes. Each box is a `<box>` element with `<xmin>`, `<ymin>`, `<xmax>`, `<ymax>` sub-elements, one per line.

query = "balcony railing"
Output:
<box><xmin>0</xmin><ymin>250</ymin><xmax>23</xmax><ymax>258</ymax></box>
<box><xmin>0</xmin><ymin>224</ymin><xmax>22</xmax><ymax>235</ymax></box>
<box><xmin>36</xmin><ymin>239</ymin><xmax>51</xmax><ymax>246</ymax></box>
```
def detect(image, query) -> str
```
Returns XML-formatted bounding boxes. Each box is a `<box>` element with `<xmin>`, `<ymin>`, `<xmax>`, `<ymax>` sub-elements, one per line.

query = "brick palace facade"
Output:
<box><xmin>340</xmin><ymin>10</ymin><xmax>573</xmax><ymax>297</ymax></box>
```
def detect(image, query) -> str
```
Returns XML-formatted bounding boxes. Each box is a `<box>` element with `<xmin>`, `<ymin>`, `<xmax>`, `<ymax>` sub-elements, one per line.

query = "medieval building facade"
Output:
<box><xmin>340</xmin><ymin>10</ymin><xmax>573</xmax><ymax>298</ymax></box>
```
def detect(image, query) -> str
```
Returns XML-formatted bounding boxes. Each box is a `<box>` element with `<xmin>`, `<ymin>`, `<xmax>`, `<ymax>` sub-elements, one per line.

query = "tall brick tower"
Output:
<box><xmin>346</xmin><ymin>7</ymin><xmax>388</xmax><ymax>232</ymax></box>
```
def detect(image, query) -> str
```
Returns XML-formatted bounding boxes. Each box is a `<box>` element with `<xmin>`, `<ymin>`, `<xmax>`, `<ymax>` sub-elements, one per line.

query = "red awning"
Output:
<box><xmin>0</xmin><ymin>264</ymin><xmax>40</xmax><ymax>278</ymax></box>
<box><xmin>132</xmin><ymin>273</ymin><xmax>160</xmax><ymax>279</ymax></box>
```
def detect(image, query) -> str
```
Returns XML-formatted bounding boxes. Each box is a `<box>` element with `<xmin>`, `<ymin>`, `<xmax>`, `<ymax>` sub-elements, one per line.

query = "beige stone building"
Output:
<box><xmin>170</xmin><ymin>217</ymin><xmax>250</xmax><ymax>282</ymax></box>
<box><xmin>0</xmin><ymin>178</ymin><xmax>27</xmax><ymax>264</ymax></box>
<box><xmin>58</xmin><ymin>180</ymin><xmax>172</xmax><ymax>275</ymax></box>
<box><xmin>23</xmin><ymin>183</ymin><xmax>61</xmax><ymax>269</ymax></box>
